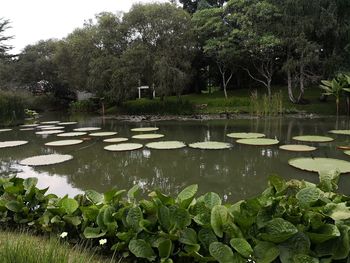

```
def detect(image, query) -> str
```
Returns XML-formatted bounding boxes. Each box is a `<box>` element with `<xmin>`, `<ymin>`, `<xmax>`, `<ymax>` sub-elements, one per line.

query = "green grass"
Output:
<box><xmin>0</xmin><ymin>231</ymin><xmax>114</xmax><ymax>263</ymax></box>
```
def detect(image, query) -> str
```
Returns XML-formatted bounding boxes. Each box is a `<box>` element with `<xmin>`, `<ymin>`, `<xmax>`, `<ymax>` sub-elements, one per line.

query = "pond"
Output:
<box><xmin>1</xmin><ymin>113</ymin><xmax>350</xmax><ymax>202</ymax></box>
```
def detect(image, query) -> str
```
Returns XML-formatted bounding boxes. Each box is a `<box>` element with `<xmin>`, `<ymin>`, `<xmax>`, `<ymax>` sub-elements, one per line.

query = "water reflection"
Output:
<box><xmin>1</xmin><ymin>115</ymin><xmax>350</xmax><ymax>201</ymax></box>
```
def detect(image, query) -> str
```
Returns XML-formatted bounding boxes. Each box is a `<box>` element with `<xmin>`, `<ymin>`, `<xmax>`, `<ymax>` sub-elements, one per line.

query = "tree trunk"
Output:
<box><xmin>297</xmin><ymin>65</ymin><xmax>305</xmax><ymax>103</ymax></box>
<box><xmin>336</xmin><ymin>97</ymin><xmax>339</xmax><ymax>116</ymax></box>
<box><xmin>267</xmin><ymin>79</ymin><xmax>272</xmax><ymax>98</ymax></box>
<box><xmin>287</xmin><ymin>69</ymin><xmax>296</xmax><ymax>103</ymax></box>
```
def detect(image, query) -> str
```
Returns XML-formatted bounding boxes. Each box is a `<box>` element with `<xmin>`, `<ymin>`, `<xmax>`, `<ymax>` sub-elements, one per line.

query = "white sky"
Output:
<box><xmin>2</xmin><ymin>0</ymin><xmax>168</xmax><ymax>54</ymax></box>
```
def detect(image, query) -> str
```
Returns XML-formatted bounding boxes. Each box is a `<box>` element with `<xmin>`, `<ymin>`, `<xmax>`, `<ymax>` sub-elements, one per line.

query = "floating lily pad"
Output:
<box><xmin>0</xmin><ymin>129</ymin><xmax>12</xmax><ymax>132</ymax></box>
<box><xmin>104</xmin><ymin>143</ymin><xmax>143</xmax><ymax>152</ymax></box>
<box><xmin>20</xmin><ymin>124</ymin><xmax>39</xmax><ymax>128</ymax></box>
<box><xmin>89</xmin><ymin>132</ymin><xmax>117</xmax><ymax>137</ymax></box>
<box><xmin>0</xmin><ymin>141</ymin><xmax>28</xmax><ymax>148</ymax></box>
<box><xmin>188</xmin><ymin>141</ymin><xmax>232</xmax><ymax>150</ymax></box>
<box><xmin>344</xmin><ymin>151</ymin><xmax>350</xmax><ymax>156</ymax></box>
<box><xmin>236</xmin><ymin>138</ymin><xmax>279</xmax><ymax>146</ymax></box>
<box><xmin>41</xmin><ymin>126</ymin><xmax>65</xmax><ymax>130</ymax></box>
<box><xmin>45</xmin><ymin>140</ymin><xmax>83</xmax><ymax>146</ymax></box>
<box><xmin>329</xmin><ymin>130</ymin><xmax>350</xmax><ymax>135</ymax></box>
<box><xmin>73</xmin><ymin>127</ymin><xmax>101</xmax><ymax>132</ymax></box>
<box><xmin>36</xmin><ymin>125</ymin><xmax>55</xmax><ymax>129</ymax></box>
<box><xmin>279</xmin><ymin>144</ymin><xmax>317</xmax><ymax>152</ymax></box>
<box><xmin>103</xmin><ymin>137</ymin><xmax>129</xmax><ymax>143</ymax></box>
<box><xmin>57</xmin><ymin>132</ymin><xmax>87</xmax><ymax>137</ymax></box>
<box><xmin>226</xmin><ymin>132</ymin><xmax>265</xmax><ymax>139</ymax></box>
<box><xmin>35</xmin><ymin>130</ymin><xmax>65</xmax><ymax>135</ymax></box>
<box><xmin>132</xmin><ymin>134</ymin><xmax>165</xmax><ymax>140</ymax></box>
<box><xmin>288</xmin><ymin>157</ymin><xmax>350</xmax><ymax>173</ymax></box>
<box><xmin>292</xmin><ymin>135</ymin><xmax>334</xmax><ymax>142</ymax></box>
<box><xmin>20</xmin><ymin>128</ymin><xmax>35</xmax><ymax>131</ymax></box>
<box><xmin>131</xmin><ymin>127</ymin><xmax>159</xmax><ymax>132</ymax></box>
<box><xmin>40</xmin><ymin>121</ymin><xmax>60</xmax><ymax>124</ymax></box>
<box><xmin>20</xmin><ymin>154</ymin><xmax>73</xmax><ymax>166</ymax></box>
<box><xmin>146</xmin><ymin>141</ymin><xmax>186</xmax><ymax>150</ymax></box>
<box><xmin>59</xmin><ymin>122</ymin><xmax>78</xmax><ymax>125</ymax></box>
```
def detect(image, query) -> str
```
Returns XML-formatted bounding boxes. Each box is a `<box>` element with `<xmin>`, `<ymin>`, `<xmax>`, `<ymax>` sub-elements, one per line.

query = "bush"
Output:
<box><xmin>0</xmin><ymin>171</ymin><xmax>348</xmax><ymax>262</ymax></box>
<box><xmin>69</xmin><ymin>100</ymin><xmax>98</xmax><ymax>113</ymax></box>
<box><xmin>122</xmin><ymin>98</ymin><xmax>195</xmax><ymax>115</ymax></box>
<box><xmin>0</xmin><ymin>91</ymin><xmax>25</xmax><ymax>126</ymax></box>
<box><xmin>250</xmin><ymin>90</ymin><xmax>283</xmax><ymax>116</ymax></box>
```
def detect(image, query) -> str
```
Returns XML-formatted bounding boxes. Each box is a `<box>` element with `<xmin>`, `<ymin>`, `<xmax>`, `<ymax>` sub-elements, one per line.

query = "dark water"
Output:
<box><xmin>1</xmin><ymin>114</ymin><xmax>350</xmax><ymax>202</ymax></box>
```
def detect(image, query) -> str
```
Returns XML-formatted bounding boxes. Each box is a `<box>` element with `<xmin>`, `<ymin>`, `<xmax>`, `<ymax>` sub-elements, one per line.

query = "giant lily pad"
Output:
<box><xmin>0</xmin><ymin>129</ymin><xmax>12</xmax><ymax>132</ymax></box>
<box><xmin>45</xmin><ymin>140</ymin><xmax>83</xmax><ymax>146</ymax></box>
<box><xmin>20</xmin><ymin>128</ymin><xmax>35</xmax><ymax>131</ymax></box>
<box><xmin>74</xmin><ymin>127</ymin><xmax>101</xmax><ymax>132</ymax></box>
<box><xmin>132</xmin><ymin>134</ymin><xmax>165</xmax><ymax>140</ymax></box>
<box><xmin>188</xmin><ymin>141</ymin><xmax>232</xmax><ymax>150</ymax></box>
<box><xmin>59</xmin><ymin>122</ymin><xmax>78</xmax><ymax>125</ymax></box>
<box><xmin>20</xmin><ymin>124</ymin><xmax>39</xmax><ymax>128</ymax></box>
<box><xmin>344</xmin><ymin>151</ymin><xmax>350</xmax><ymax>156</ymax></box>
<box><xmin>236</xmin><ymin>138</ymin><xmax>279</xmax><ymax>146</ymax></box>
<box><xmin>146</xmin><ymin>141</ymin><xmax>186</xmax><ymax>150</ymax></box>
<box><xmin>103</xmin><ymin>137</ymin><xmax>129</xmax><ymax>143</ymax></box>
<box><xmin>57</xmin><ymin>132</ymin><xmax>87</xmax><ymax>137</ymax></box>
<box><xmin>288</xmin><ymin>157</ymin><xmax>350</xmax><ymax>174</ymax></box>
<box><xmin>89</xmin><ymin>132</ymin><xmax>117</xmax><ymax>137</ymax></box>
<box><xmin>226</xmin><ymin>132</ymin><xmax>265</xmax><ymax>139</ymax></box>
<box><xmin>0</xmin><ymin>141</ymin><xmax>28</xmax><ymax>148</ymax></box>
<box><xmin>20</xmin><ymin>154</ymin><xmax>73</xmax><ymax>166</ymax></box>
<box><xmin>41</xmin><ymin>126</ymin><xmax>65</xmax><ymax>130</ymax></box>
<box><xmin>131</xmin><ymin>127</ymin><xmax>159</xmax><ymax>132</ymax></box>
<box><xmin>36</xmin><ymin>125</ymin><xmax>55</xmax><ymax>129</ymax></box>
<box><xmin>40</xmin><ymin>121</ymin><xmax>60</xmax><ymax>124</ymax></box>
<box><xmin>279</xmin><ymin>144</ymin><xmax>317</xmax><ymax>152</ymax></box>
<box><xmin>35</xmin><ymin>130</ymin><xmax>65</xmax><ymax>135</ymax></box>
<box><xmin>104</xmin><ymin>143</ymin><xmax>143</xmax><ymax>152</ymax></box>
<box><xmin>329</xmin><ymin>130</ymin><xmax>350</xmax><ymax>135</ymax></box>
<box><xmin>293</xmin><ymin>135</ymin><xmax>334</xmax><ymax>142</ymax></box>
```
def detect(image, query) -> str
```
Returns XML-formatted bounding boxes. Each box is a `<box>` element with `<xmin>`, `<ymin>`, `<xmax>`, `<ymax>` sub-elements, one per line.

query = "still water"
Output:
<box><xmin>1</xmin><ymin>114</ymin><xmax>350</xmax><ymax>202</ymax></box>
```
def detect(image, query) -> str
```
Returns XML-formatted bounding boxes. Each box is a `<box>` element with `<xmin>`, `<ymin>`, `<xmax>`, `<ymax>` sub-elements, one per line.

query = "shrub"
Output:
<box><xmin>0</xmin><ymin>91</ymin><xmax>25</xmax><ymax>126</ymax></box>
<box><xmin>250</xmin><ymin>90</ymin><xmax>283</xmax><ymax>116</ymax></box>
<box><xmin>69</xmin><ymin>100</ymin><xmax>98</xmax><ymax>113</ymax></box>
<box><xmin>0</xmin><ymin>171</ymin><xmax>348</xmax><ymax>262</ymax></box>
<box><xmin>122</xmin><ymin>98</ymin><xmax>195</xmax><ymax>115</ymax></box>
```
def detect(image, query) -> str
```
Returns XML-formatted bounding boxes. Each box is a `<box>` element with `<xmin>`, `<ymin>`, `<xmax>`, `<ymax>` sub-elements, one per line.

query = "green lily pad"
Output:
<box><xmin>41</xmin><ymin>126</ymin><xmax>65</xmax><ymax>130</ymax></box>
<box><xmin>288</xmin><ymin>157</ymin><xmax>350</xmax><ymax>173</ymax></box>
<box><xmin>279</xmin><ymin>144</ymin><xmax>317</xmax><ymax>152</ymax></box>
<box><xmin>45</xmin><ymin>140</ymin><xmax>83</xmax><ymax>146</ymax></box>
<box><xmin>36</xmin><ymin>125</ymin><xmax>55</xmax><ymax>129</ymax></box>
<box><xmin>103</xmin><ymin>137</ymin><xmax>129</xmax><ymax>143</ymax></box>
<box><xmin>104</xmin><ymin>143</ymin><xmax>143</xmax><ymax>152</ymax></box>
<box><xmin>226</xmin><ymin>132</ymin><xmax>265</xmax><ymax>139</ymax></box>
<box><xmin>20</xmin><ymin>124</ymin><xmax>39</xmax><ymax>128</ymax></box>
<box><xmin>236</xmin><ymin>138</ymin><xmax>279</xmax><ymax>146</ymax></box>
<box><xmin>35</xmin><ymin>130</ymin><xmax>65</xmax><ymax>135</ymax></box>
<box><xmin>293</xmin><ymin>135</ymin><xmax>334</xmax><ymax>142</ymax></box>
<box><xmin>40</xmin><ymin>121</ymin><xmax>60</xmax><ymax>124</ymax></box>
<box><xmin>73</xmin><ymin>127</ymin><xmax>101</xmax><ymax>132</ymax></box>
<box><xmin>131</xmin><ymin>127</ymin><xmax>159</xmax><ymax>132</ymax></box>
<box><xmin>344</xmin><ymin>151</ymin><xmax>350</xmax><ymax>156</ymax></box>
<box><xmin>329</xmin><ymin>130</ymin><xmax>350</xmax><ymax>135</ymax></box>
<box><xmin>132</xmin><ymin>134</ymin><xmax>165</xmax><ymax>140</ymax></box>
<box><xmin>188</xmin><ymin>141</ymin><xmax>232</xmax><ymax>150</ymax></box>
<box><xmin>20</xmin><ymin>154</ymin><xmax>73</xmax><ymax>166</ymax></box>
<box><xmin>0</xmin><ymin>141</ymin><xmax>28</xmax><ymax>148</ymax></box>
<box><xmin>59</xmin><ymin>122</ymin><xmax>78</xmax><ymax>125</ymax></box>
<box><xmin>89</xmin><ymin>132</ymin><xmax>117</xmax><ymax>137</ymax></box>
<box><xmin>146</xmin><ymin>141</ymin><xmax>186</xmax><ymax>150</ymax></box>
<box><xmin>20</xmin><ymin>128</ymin><xmax>35</xmax><ymax>131</ymax></box>
<box><xmin>0</xmin><ymin>129</ymin><xmax>12</xmax><ymax>132</ymax></box>
<box><xmin>57</xmin><ymin>132</ymin><xmax>87</xmax><ymax>137</ymax></box>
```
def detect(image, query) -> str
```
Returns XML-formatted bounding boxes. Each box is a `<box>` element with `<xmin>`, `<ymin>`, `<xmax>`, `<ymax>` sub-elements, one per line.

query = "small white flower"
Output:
<box><xmin>60</xmin><ymin>232</ymin><xmax>68</xmax><ymax>238</ymax></box>
<box><xmin>99</xmin><ymin>239</ymin><xmax>107</xmax><ymax>245</ymax></box>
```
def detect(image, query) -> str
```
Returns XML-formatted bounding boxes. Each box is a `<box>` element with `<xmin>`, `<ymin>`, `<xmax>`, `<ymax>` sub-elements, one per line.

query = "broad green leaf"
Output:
<box><xmin>126</xmin><ymin>206</ymin><xmax>143</xmax><ymax>232</ymax></box>
<box><xmin>129</xmin><ymin>239</ymin><xmax>156</xmax><ymax>261</ymax></box>
<box><xmin>307</xmin><ymin>224</ymin><xmax>340</xmax><ymax>243</ymax></box>
<box><xmin>268</xmin><ymin>175</ymin><xmax>287</xmax><ymax>194</ymax></box>
<box><xmin>203</xmin><ymin>192</ymin><xmax>222</xmax><ymax>209</ymax></box>
<box><xmin>325</xmin><ymin>202</ymin><xmax>350</xmax><ymax>221</ymax></box>
<box><xmin>318</xmin><ymin>170</ymin><xmax>339</xmax><ymax>192</ymax></box>
<box><xmin>63</xmin><ymin>215</ymin><xmax>81</xmax><ymax>226</ymax></box>
<box><xmin>279</xmin><ymin>232</ymin><xmax>311</xmax><ymax>263</ymax></box>
<box><xmin>260</xmin><ymin>218</ymin><xmax>298</xmax><ymax>243</ymax></box>
<box><xmin>83</xmin><ymin>227</ymin><xmax>106</xmax><ymax>239</ymax></box>
<box><xmin>80</xmin><ymin>205</ymin><xmax>99</xmax><ymax>221</ymax></box>
<box><xmin>198</xmin><ymin>228</ymin><xmax>217</xmax><ymax>252</ymax></box>
<box><xmin>230</xmin><ymin>238</ymin><xmax>253</xmax><ymax>258</ymax></box>
<box><xmin>254</xmin><ymin>241</ymin><xmax>279</xmax><ymax>263</ymax></box>
<box><xmin>128</xmin><ymin>185</ymin><xmax>140</xmax><ymax>200</ymax></box>
<box><xmin>60</xmin><ymin>197</ymin><xmax>79</xmax><ymax>214</ymax></box>
<box><xmin>85</xmin><ymin>190</ymin><xmax>104</xmax><ymax>205</ymax></box>
<box><xmin>296</xmin><ymin>187</ymin><xmax>322</xmax><ymax>206</ymax></box>
<box><xmin>158</xmin><ymin>205</ymin><xmax>171</xmax><ymax>231</ymax></box>
<box><xmin>177</xmin><ymin>184</ymin><xmax>198</xmax><ymax>209</ymax></box>
<box><xmin>179</xmin><ymin>228</ymin><xmax>197</xmax><ymax>246</ymax></box>
<box><xmin>211</xmin><ymin>205</ymin><xmax>229</xmax><ymax>238</ymax></box>
<box><xmin>157</xmin><ymin>238</ymin><xmax>172</xmax><ymax>259</ymax></box>
<box><xmin>332</xmin><ymin>224</ymin><xmax>350</xmax><ymax>260</ymax></box>
<box><xmin>209</xmin><ymin>242</ymin><xmax>234</xmax><ymax>263</ymax></box>
<box><xmin>293</xmin><ymin>254</ymin><xmax>319</xmax><ymax>263</ymax></box>
<box><xmin>169</xmin><ymin>206</ymin><xmax>191</xmax><ymax>229</ymax></box>
<box><xmin>23</xmin><ymin>177</ymin><xmax>38</xmax><ymax>190</ymax></box>
<box><xmin>5</xmin><ymin>201</ymin><xmax>23</xmax><ymax>212</ymax></box>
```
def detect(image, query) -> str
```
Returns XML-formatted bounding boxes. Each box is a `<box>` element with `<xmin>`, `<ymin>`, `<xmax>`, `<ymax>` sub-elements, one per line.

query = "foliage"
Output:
<box><xmin>250</xmin><ymin>90</ymin><xmax>283</xmax><ymax>116</ymax></box>
<box><xmin>122</xmin><ymin>98</ymin><xmax>195</xmax><ymax>115</ymax></box>
<box><xmin>0</xmin><ymin>91</ymin><xmax>25</xmax><ymax>126</ymax></box>
<box><xmin>1</xmin><ymin>171</ymin><xmax>350</xmax><ymax>262</ymax></box>
<box><xmin>69</xmin><ymin>100</ymin><xmax>98</xmax><ymax>113</ymax></box>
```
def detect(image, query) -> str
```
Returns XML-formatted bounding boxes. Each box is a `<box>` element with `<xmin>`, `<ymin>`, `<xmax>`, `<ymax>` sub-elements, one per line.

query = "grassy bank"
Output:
<box><xmin>0</xmin><ymin>230</ymin><xmax>111</xmax><ymax>263</ymax></box>
<box><xmin>114</xmin><ymin>86</ymin><xmax>339</xmax><ymax>116</ymax></box>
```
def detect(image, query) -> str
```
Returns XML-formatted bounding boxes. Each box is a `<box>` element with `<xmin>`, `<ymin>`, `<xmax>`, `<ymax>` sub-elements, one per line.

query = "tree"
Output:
<box><xmin>179</xmin><ymin>0</ymin><xmax>227</xmax><ymax>14</ymax></box>
<box><xmin>0</xmin><ymin>18</ymin><xmax>12</xmax><ymax>57</ymax></box>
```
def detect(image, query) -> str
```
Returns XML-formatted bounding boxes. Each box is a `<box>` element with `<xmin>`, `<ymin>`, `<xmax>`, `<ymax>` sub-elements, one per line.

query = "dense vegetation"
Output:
<box><xmin>0</xmin><ymin>0</ymin><xmax>349</xmax><ymax>113</ymax></box>
<box><xmin>1</xmin><ymin>171</ymin><xmax>350</xmax><ymax>262</ymax></box>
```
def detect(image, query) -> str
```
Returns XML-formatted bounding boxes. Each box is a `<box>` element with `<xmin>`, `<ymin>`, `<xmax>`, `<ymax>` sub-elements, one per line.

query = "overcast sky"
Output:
<box><xmin>3</xmin><ymin>0</ymin><xmax>168</xmax><ymax>54</ymax></box>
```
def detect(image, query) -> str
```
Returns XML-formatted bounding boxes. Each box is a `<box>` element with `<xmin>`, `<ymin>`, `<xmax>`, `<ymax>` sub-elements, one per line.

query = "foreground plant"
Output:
<box><xmin>0</xmin><ymin>170</ymin><xmax>349</xmax><ymax>262</ymax></box>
